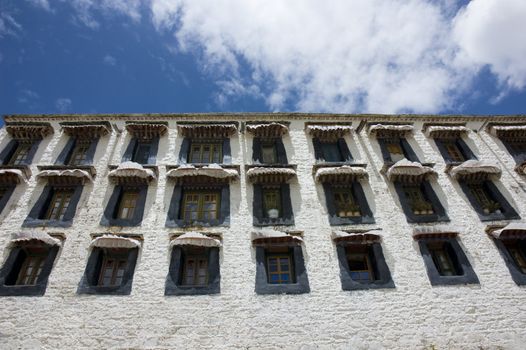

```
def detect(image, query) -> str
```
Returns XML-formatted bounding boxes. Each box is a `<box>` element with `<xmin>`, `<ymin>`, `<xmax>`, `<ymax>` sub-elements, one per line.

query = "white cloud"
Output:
<box><xmin>0</xmin><ymin>13</ymin><xmax>22</xmax><ymax>38</ymax></box>
<box><xmin>453</xmin><ymin>0</ymin><xmax>526</xmax><ymax>91</ymax></box>
<box><xmin>103</xmin><ymin>54</ymin><xmax>117</xmax><ymax>66</ymax></box>
<box><xmin>67</xmin><ymin>0</ymin><xmax>144</xmax><ymax>28</ymax></box>
<box><xmin>18</xmin><ymin>89</ymin><xmax>40</xmax><ymax>104</ymax></box>
<box><xmin>55</xmin><ymin>98</ymin><xmax>72</xmax><ymax>113</ymax></box>
<box><xmin>26</xmin><ymin>0</ymin><xmax>52</xmax><ymax>12</ymax></box>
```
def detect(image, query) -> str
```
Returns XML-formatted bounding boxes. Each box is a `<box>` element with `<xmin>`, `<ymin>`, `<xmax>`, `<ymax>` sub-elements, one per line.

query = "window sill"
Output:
<box><xmin>0</xmin><ymin>164</ymin><xmax>32</xmax><ymax>179</ymax></box>
<box><xmin>22</xmin><ymin>218</ymin><xmax>73</xmax><ymax>228</ymax></box>
<box><xmin>312</xmin><ymin>162</ymin><xmax>366</xmax><ymax>173</ymax></box>
<box><xmin>38</xmin><ymin>164</ymin><xmax>96</xmax><ymax>178</ymax></box>
<box><xmin>0</xmin><ymin>284</ymin><xmax>48</xmax><ymax>296</ymax></box>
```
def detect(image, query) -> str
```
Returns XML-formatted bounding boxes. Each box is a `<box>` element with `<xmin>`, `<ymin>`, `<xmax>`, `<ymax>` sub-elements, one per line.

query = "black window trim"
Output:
<box><xmin>312</xmin><ymin>137</ymin><xmax>353</xmax><ymax>164</ymax></box>
<box><xmin>253</xmin><ymin>184</ymin><xmax>294</xmax><ymax>226</ymax></box>
<box><xmin>165</xmin><ymin>246</ymin><xmax>221</xmax><ymax>295</ymax></box>
<box><xmin>254</xmin><ymin>245</ymin><xmax>310</xmax><ymax>295</ymax></box>
<box><xmin>434</xmin><ymin>137</ymin><xmax>477</xmax><ymax>164</ymax></box>
<box><xmin>0</xmin><ymin>243</ymin><xmax>60</xmax><ymax>296</ymax></box>
<box><xmin>0</xmin><ymin>184</ymin><xmax>16</xmax><ymax>216</ymax></box>
<box><xmin>492</xmin><ymin>237</ymin><xmax>526</xmax><ymax>286</ymax></box>
<box><xmin>322</xmin><ymin>181</ymin><xmax>375</xmax><ymax>225</ymax></box>
<box><xmin>336</xmin><ymin>241</ymin><xmax>394</xmax><ymax>290</ymax></box>
<box><xmin>417</xmin><ymin>237</ymin><xmax>479</xmax><ymax>286</ymax></box>
<box><xmin>458</xmin><ymin>180</ymin><xmax>520</xmax><ymax>221</ymax></box>
<box><xmin>166</xmin><ymin>184</ymin><xmax>230</xmax><ymax>228</ymax></box>
<box><xmin>100</xmin><ymin>184</ymin><xmax>149</xmax><ymax>227</ymax></box>
<box><xmin>0</xmin><ymin>139</ymin><xmax>41</xmax><ymax>166</ymax></box>
<box><xmin>23</xmin><ymin>184</ymin><xmax>84</xmax><ymax>228</ymax></box>
<box><xmin>252</xmin><ymin>137</ymin><xmax>288</xmax><ymax>165</ymax></box>
<box><xmin>393</xmin><ymin>181</ymin><xmax>449</xmax><ymax>223</ymax></box>
<box><xmin>179</xmin><ymin>137</ymin><xmax>232</xmax><ymax>165</ymax></box>
<box><xmin>77</xmin><ymin>247</ymin><xmax>139</xmax><ymax>295</ymax></box>
<box><xmin>377</xmin><ymin>137</ymin><xmax>419</xmax><ymax>164</ymax></box>
<box><xmin>55</xmin><ymin>136</ymin><xmax>100</xmax><ymax>166</ymax></box>
<box><xmin>121</xmin><ymin>135</ymin><xmax>160</xmax><ymax>165</ymax></box>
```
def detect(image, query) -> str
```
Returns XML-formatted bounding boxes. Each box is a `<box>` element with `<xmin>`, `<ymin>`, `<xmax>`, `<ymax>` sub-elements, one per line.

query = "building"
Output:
<box><xmin>0</xmin><ymin>113</ymin><xmax>525</xmax><ymax>349</ymax></box>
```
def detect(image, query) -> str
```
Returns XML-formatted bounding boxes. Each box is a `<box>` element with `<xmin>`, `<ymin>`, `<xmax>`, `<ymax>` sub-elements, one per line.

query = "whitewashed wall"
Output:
<box><xmin>0</xmin><ymin>115</ymin><xmax>526</xmax><ymax>349</ymax></box>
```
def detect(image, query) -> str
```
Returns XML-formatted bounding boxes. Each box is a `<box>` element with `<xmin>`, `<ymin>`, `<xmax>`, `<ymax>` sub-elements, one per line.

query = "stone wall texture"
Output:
<box><xmin>0</xmin><ymin>113</ymin><xmax>526</xmax><ymax>349</ymax></box>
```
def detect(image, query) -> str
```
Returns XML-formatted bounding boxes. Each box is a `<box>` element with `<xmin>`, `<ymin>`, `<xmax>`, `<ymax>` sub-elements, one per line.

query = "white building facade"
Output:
<box><xmin>0</xmin><ymin>113</ymin><xmax>525</xmax><ymax>349</ymax></box>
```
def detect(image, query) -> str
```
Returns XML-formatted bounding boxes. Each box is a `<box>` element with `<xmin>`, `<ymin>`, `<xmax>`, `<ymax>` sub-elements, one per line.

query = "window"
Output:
<box><xmin>45</xmin><ymin>189</ymin><xmax>74</xmax><ymax>221</ymax></box>
<box><xmin>181</xmin><ymin>191</ymin><xmax>220</xmax><ymax>224</ymax></box>
<box><xmin>77</xmin><ymin>247</ymin><xmax>138</xmax><ymax>295</ymax></box>
<box><xmin>493</xmin><ymin>238</ymin><xmax>526</xmax><ymax>285</ymax></box>
<box><xmin>417</xmin><ymin>237</ymin><xmax>479</xmax><ymax>285</ymax></box>
<box><xmin>435</xmin><ymin>138</ymin><xmax>475</xmax><ymax>164</ymax></box>
<box><xmin>98</xmin><ymin>249</ymin><xmax>128</xmax><ymax>287</ymax></box>
<box><xmin>427</xmin><ymin>241</ymin><xmax>462</xmax><ymax>276</ymax></box>
<box><xmin>253</xmin><ymin>184</ymin><xmax>294</xmax><ymax>226</ymax></box>
<box><xmin>261</xmin><ymin>141</ymin><xmax>278</xmax><ymax>164</ymax></box>
<box><xmin>166</xmin><ymin>246</ymin><xmax>220</xmax><ymax>295</ymax></box>
<box><xmin>255</xmin><ymin>245</ymin><xmax>309</xmax><ymax>294</ymax></box>
<box><xmin>122</xmin><ymin>136</ymin><xmax>159</xmax><ymax>165</ymax></box>
<box><xmin>378</xmin><ymin>137</ymin><xmax>418</xmax><ymax>163</ymax></box>
<box><xmin>266</xmin><ymin>248</ymin><xmax>294</xmax><ymax>284</ymax></box>
<box><xmin>253</xmin><ymin>137</ymin><xmax>288</xmax><ymax>165</ymax></box>
<box><xmin>504</xmin><ymin>240</ymin><xmax>526</xmax><ymax>274</ymax></box>
<box><xmin>459</xmin><ymin>180</ymin><xmax>519</xmax><ymax>221</ymax></box>
<box><xmin>68</xmin><ymin>139</ymin><xmax>91</xmax><ymax>166</ymax></box>
<box><xmin>0</xmin><ymin>242</ymin><xmax>59</xmax><ymax>296</ymax></box>
<box><xmin>166</xmin><ymin>185</ymin><xmax>230</xmax><ymax>228</ymax></box>
<box><xmin>402</xmin><ymin>185</ymin><xmax>434</xmax><ymax>216</ymax></box>
<box><xmin>0</xmin><ymin>139</ymin><xmax>40</xmax><ymax>166</ymax></box>
<box><xmin>313</xmin><ymin>138</ymin><xmax>352</xmax><ymax>163</ymax></box>
<box><xmin>132</xmin><ymin>141</ymin><xmax>151</xmax><ymax>164</ymax></box>
<box><xmin>101</xmin><ymin>185</ymin><xmax>148</xmax><ymax>227</ymax></box>
<box><xmin>334</xmin><ymin>187</ymin><xmax>361</xmax><ymax>218</ymax></box>
<box><xmin>8</xmin><ymin>142</ymin><xmax>32</xmax><ymax>165</ymax></box>
<box><xmin>0</xmin><ymin>185</ymin><xmax>15</xmax><ymax>215</ymax></box>
<box><xmin>24</xmin><ymin>185</ymin><xmax>84</xmax><ymax>228</ymax></box>
<box><xmin>117</xmin><ymin>190</ymin><xmax>140</xmax><ymax>220</ymax></box>
<box><xmin>336</xmin><ymin>242</ymin><xmax>394</xmax><ymax>290</ymax></box>
<box><xmin>189</xmin><ymin>141</ymin><xmax>222</xmax><ymax>164</ymax></box>
<box><xmin>394</xmin><ymin>181</ymin><xmax>448</xmax><ymax>223</ymax></box>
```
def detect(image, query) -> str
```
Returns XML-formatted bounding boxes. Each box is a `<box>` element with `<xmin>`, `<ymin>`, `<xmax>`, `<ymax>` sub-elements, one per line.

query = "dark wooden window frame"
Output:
<box><xmin>377</xmin><ymin>137</ymin><xmax>419</xmax><ymax>164</ymax></box>
<box><xmin>179</xmin><ymin>138</ymin><xmax>231</xmax><ymax>165</ymax></box>
<box><xmin>393</xmin><ymin>181</ymin><xmax>449</xmax><ymax>223</ymax></box>
<box><xmin>417</xmin><ymin>237</ymin><xmax>479</xmax><ymax>286</ymax></box>
<box><xmin>24</xmin><ymin>184</ymin><xmax>84</xmax><ymax>228</ymax></box>
<box><xmin>0</xmin><ymin>139</ymin><xmax>41</xmax><ymax>166</ymax></box>
<box><xmin>165</xmin><ymin>246</ymin><xmax>221</xmax><ymax>295</ymax></box>
<box><xmin>255</xmin><ymin>245</ymin><xmax>310</xmax><ymax>295</ymax></box>
<box><xmin>458</xmin><ymin>180</ymin><xmax>520</xmax><ymax>221</ymax></box>
<box><xmin>312</xmin><ymin>137</ymin><xmax>353</xmax><ymax>164</ymax></box>
<box><xmin>166</xmin><ymin>184</ymin><xmax>230</xmax><ymax>228</ymax></box>
<box><xmin>434</xmin><ymin>137</ymin><xmax>476</xmax><ymax>164</ymax></box>
<box><xmin>122</xmin><ymin>136</ymin><xmax>160</xmax><ymax>165</ymax></box>
<box><xmin>0</xmin><ymin>185</ymin><xmax>16</xmax><ymax>215</ymax></box>
<box><xmin>322</xmin><ymin>182</ymin><xmax>374</xmax><ymax>225</ymax></box>
<box><xmin>77</xmin><ymin>247</ymin><xmax>138</xmax><ymax>295</ymax></box>
<box><xmin>253</xmin><ymin>137</ymin><xmax>288</xmax><ymax>165</ymax></box>
<box><xmin>55</xmin><ymin>137</ymin><xmax>99</xmax><ymax>166</ymax></box>
<box><xmin>493</xmin><ymin>238</ymin><xmax>526</xmax><ymax>285</ymax></box>
<box><xmin>100</xmin><ymin>185</ymin><xmax>149</xmax><ymax>227</ymax></box>
<box><xmin>336</xmin><ymin>242</ymin><xmax>394</xmax><ymax>290</ymax></box>
<box><xmin>0</xmin><ymin>243</ymin><xmax>60</xmax><ymax>296</ymax></box>
<box><xmin>253</xmin><ymin>184</ymin><xmax>294</xmax><ymax>226</ymax></box>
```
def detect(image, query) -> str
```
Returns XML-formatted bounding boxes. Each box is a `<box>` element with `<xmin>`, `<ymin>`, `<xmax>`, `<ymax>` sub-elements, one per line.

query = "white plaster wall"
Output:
<box><xmin>0</xmin><ymin>115</ymin><xmax>525</xmax><ymax>349</ymax></box>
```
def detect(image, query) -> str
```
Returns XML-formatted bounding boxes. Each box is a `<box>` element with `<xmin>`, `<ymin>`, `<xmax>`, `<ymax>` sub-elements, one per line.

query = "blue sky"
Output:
<box><xmin>1</xmin><ymin>0</ymin><xmax>526</xmax><ymax>118</ymax></box>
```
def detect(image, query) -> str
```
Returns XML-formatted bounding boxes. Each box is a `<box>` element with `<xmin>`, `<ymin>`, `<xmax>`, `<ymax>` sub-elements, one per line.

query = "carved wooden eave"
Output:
<box><xmin>108</xmin><ymin>162</ymin><xmax>156</xmax><ymax>184</ymax></box>
<box><xmin>61</xmin><ymin>122</ymin><xmax>111</xmax><ymax>139</ymax></box>
<box><xmin>177</xmin><ymin>123</ymin><xmax>237</xmax><ymax>138</ymax></box>
<box><xmin>37</xmin><ymin>169</ymin><xmax>93</xmax><ymax>185</ymax></box>
<box><xmin>314</xmin><ymin>165</ymin><xmax>368</xmax><ymax>183</ymax></box>
<box><xmin>487</xmin><ymin>123</ymin><xmax>526</xmax><ymax>139</ymax></box>
<box><xmin>10</xmin><ymin>231</ymin><xmax>62</xmax><ymax>247</ymax></box>
<box><xmin>367</xmin><ymin>123</ymin><xmax>414</xmax><ymax>138</ymax></box>
<box><xmin>515</xmin><ymin>162</ymin><xmax>526</xmax><ymax>176</ymax></box>
<box><xmin>0</xmin><ymin>169</ymin><xmax>27</xmax><ymax>185</ymax></box>
<box><xmin>246</xmin><ymin>167</ymin><xmax>297</xmax><ymax>184</ymax></box>
<box><xmin>5</xmin><ymin>122</ymin><xmax>53</xmax><ymax>140</ymax></box>
<box><xmin>166</xmin><ymin>164</ymin><xmax>239</xmax><ymax>185</ymax></box>
<box><xmin>251</xmin><ymin>229</ymin><xmax>303</xmax><ymax>246</ymax></box>
<box><xmin>245</xmin><ymin>122</ymin><xmax>289</xmax><ymax>138</ymax></box>
<box><xmin>412</xmin><ymin>226</ymin><xmax>460</xmax><ymax>240</ymax></box>
<box><xmin>170</xmin><ymin>232</ymin><xmax>222</xmax><ymax>247</ymax></box>
<box><xmin>448</xmin><ymin>160</ymin><xmax>501</xmax><ymax>182</ymax></box>
<box><xmin>306</xmin><ymin>124</ymin><xmax>353</xmax><ymax>141</ymax></box>
<box><xmin>125</xmin><ymin>122</ymin><xmax>168</xmax><ymax>140</ymax></box>
<box><xmin>422</xmin><ymin>123</ymin><xmax>469</xmax><ymax>139</ymax></box>
<box><xmin>488</xmin><ymin>222</ymin><xmax>526</xmax><ymax>239</ymax></box>
<box><xmin>385</xmin><ymin>159</ymin><xmax>437</xmax><ymax>183</ymax></box>
<box><xmin>90</xmin><ymin>234</ymin><xmax>141</xmax><ymax>249</ymax></box>
<box><xmin>331</xmin><ymin>230</ymin><xmax>381</xmax><ymax>244</ymax></box>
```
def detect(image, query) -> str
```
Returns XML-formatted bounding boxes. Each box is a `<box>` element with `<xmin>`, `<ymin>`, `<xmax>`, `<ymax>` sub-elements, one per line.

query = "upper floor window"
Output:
<box><xmin>178</xmin><ymin>123</ymin><xmax>237</xmax><ymax>165</ymax></box>
<box><xmin>0</xmin><ymin>123</ymin><xmax>52</xmax><ymax>167</ymax></box>
<box><xmin>98</xmin><ymin>249</ymin><xmax>129</xmax><ymax>287</ymax></box>
<box><xmin>181</xmin><ymin>190</ymin><xmax>220</xmax><ymax>224</ymax></box>
<box><xmin>8</xmin><ymin>141</ymin><xmax>32</xmax><ymax>165</ymax></box>
<box><xmin>56</xmin><ymin>123</ymin><xmax>111</xmax><ymax>166</ymax></box>
<box><xmin>459</xmin><ymin>180</ymin><xmax>519</xmax><ymax>221</ymax></box>
<box><xmin>122</xmin><ymin>122</ymin><xmax>166</xmax><ymax>165</ymax></box>
<box><xmin>101</xmin><ymin>184</ymin><xmax>149</xmax><ymax>227</ymax></box>
<box><xmin>266</xmin><ymin>248</ymin><xmax>294</xmax><ymax>284</ymax></box>
<box><xmin>379</xmin><ymin>137</ymin><xmax>418</xmax><ymax>163</ymax></box>
<box><xmin>401</xmin><ymin>184</ymin><xmax>435</xmax><ymax>216</ymax></box>
<box><xmin>252</xmin><ymin>137</ymin><xmax>288</xmax><ymax>165</ymax></box>
<box><xmin>45</xmin><ymin>188</ymin><xmax>74</xmax><ymax>221</ymax></box>
<box><xmin>116</xmin><ymin>189</ymin><xmax>140</xmax><ymax>220</ymax></box>
<box><xmin>312</xmin><ymin>138</ymin><xmax>353</xmax><ymax>163</ymax></box>
<box><xmin>434</xmin><ymin>138</ymin><xmax>476</xmax><ymax>164</ymax></box>
<box><xmin>487</xmin><ymin>123</ymin><xmax>526</xmax><ymax>164</ymax></box>
<box><xmin>190</xmin><ymin>141</ymin><xmax>222</xmax><ymax>164</ymax></box>
<box><xmin>489</xmin><ymin>223</ymin><xmax>526</xmax><ymax>286</ymax></box>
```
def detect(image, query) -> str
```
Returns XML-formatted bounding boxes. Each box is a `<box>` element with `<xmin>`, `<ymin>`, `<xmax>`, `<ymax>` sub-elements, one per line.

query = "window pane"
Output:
<box><xmin>133</xmin><ymin>142</ymin><xmax>151</xmax><ymax>164</ymax></box>
<box><xmin>189</xmin><ymin>142</ymin><xmax>222</xmax><ymax>164</ymax></box>
<box><xmin>9</xmin><ymin>142</ymin><xmax>32</xmax><ymax>165</ymax></box>
<box><xmin>261</xmin><ymin>141</ymin><xmax>278</xmax><ymax>164</ymax></box>
<box><xmin>334</xmin><ymin>188</ymin><xmax>361</xmax><ymax>217</ymax></box>
<box><xmin>98</xmin><ymin>252</ymin><xmax>128</xmax><ymax>287</ymax></box>
<box><xmin>263</xmin><ymin>188</ymin><xmax>281</xmax><ymax>219</ymax></box>
<box><xmin>267</xmin><ymin>254</ymin><xmax>293</xmax><ymax>284</ymax></box>
<box><xmin>182</xmin><ymin>191</ymin><xmax>220</xmax><ymax>223</ymax></box>
<box><xmin>386</xmin><ymin>140</ymin><xmax>405</xmax><ymax>162</ymax></box>
<box><xmin>468</xmin><ymin>183</ymin><xmax>501</xmax><ymax>214</ymax></box>
<box><xmin>321</xmin><ymin>142</ymin><xmax>343</xmax><ymax>162</ymax></box>
<box><xmin>443</xmin><ymin>141</ymin><xmax>465</xmax><ymax>162</ymax></box>
<box><xmin>403</xmin><ymin>185</ymin><xmax>434</xmax><ymax>215</ymax></box>
<box><xmin>346</xmin><ymin>245</ymin><xmax>375</xmax><ymax>282</ymax></box>
<box><xmin>117</xmin><ymin>190</ymin><xmax>139</xmax><ymax>220</ymax></box>
<box><xmin>428</xmin><ymin>242</ymin><xmax>460</xmax><ymax>276</ymax></box>
<box><xmin>46</xmin><ymin>189</ymin><xmax>74</xmax><ymax>221</ymax></box>
<box><xmin>69</xmin><ymin>140</ymin><xmax>91</xmax><ymax>165</ymax></box>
